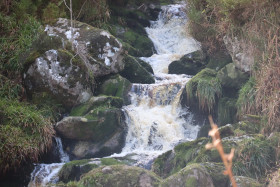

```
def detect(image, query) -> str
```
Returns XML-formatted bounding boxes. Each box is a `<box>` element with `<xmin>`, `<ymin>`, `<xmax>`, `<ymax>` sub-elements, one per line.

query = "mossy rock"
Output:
<box><xmin>234</xmin><ymin>115</ymin><xmax>262</xmax><ymax>134</ymax></box>
<box><xmin>120</xmin><ymin>55</ymin><xmax>155</xmax><ymax>84</ymax></box>
<box><xmin>70</xmin><ymin>96</ymin><xmax>123</xmax><ymax>116</ymax></box>
<box><xmin>217</xmin><ymin>63</ymin><xmax>249</xmax><ymax>90</ymax></box>
<box><xmin>168</xmin><ymin>50</ymin><xmax>207</xmax><ymax>75</ymax></box>
<box><xmin>76</xmin><ymin>165</ymin><xmax>161</xmax><ymax>187</ymax></box>
<box><xmin>152</xmin><ymin>137</ymin><xmax>209</xmax><ymax>178</ymax></box>
<box><xmin>185</xmin><ymin>68</ymin><xmax>221</xmax><ymax>113</ymax></box>
<box><xmin>217</xmin><ymin>97</ymin><xmax>237</xmax><ymax>126</ymax></box>
<box><xmin>97</xmin><ymin>74</ymin><xmax>132</xmax><ymax>105</ymax></box>
<box><xmin>206</xmin><ymin>51</ymin><xmax>232</xmax><ymax>71</ymax></box>
<box><xmin>58</xmin><ymin>158</ymin><xmax>124</xmax><ymax>183</ymax></box>
<box><xmin>218</xmin><ymin>124</ymin><xmax>235</xmax><ymax>139</ymax></box>
<box><xmin>200</xmin><ymin>162</ymin><xmax>229</xmax><ymax>187</ymax></box>
<box><xmin>160</xmin><ymin>163</ymin><xmax>214</xmax><ymax>187</ymax></box>
<box><xmin>56</xmin><ymin>108</ymin><xmax>123</xmax><ymax>142</ymax></box>
<box><xmin>24</xmin><ymin>47</ymin><xmax>93</xmax><ymax>109</ymax></box>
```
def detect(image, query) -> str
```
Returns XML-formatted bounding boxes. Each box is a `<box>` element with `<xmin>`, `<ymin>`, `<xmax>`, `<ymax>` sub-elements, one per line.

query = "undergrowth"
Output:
<box><xmin>187</xmin><ymin>0</ymin><xmax>280</xmax><ymax>133</ymax></box>
<box><xmin>0</xmin><ymin>98</ymin><xmax>55</xmax><ymax>174</ymax></box>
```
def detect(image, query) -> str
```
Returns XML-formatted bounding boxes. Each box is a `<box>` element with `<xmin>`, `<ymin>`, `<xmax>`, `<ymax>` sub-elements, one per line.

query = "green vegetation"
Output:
<box><xmin>186</xmin><ymin>68</ymin><xmax>222</xmax><ymax>112</ymax></box>
<box><xmin>0</xmin><ymin>98</ymin><xmax>54</xmax><ymax>174</ymax></box>
<box><xmin>187</xmin><ymin>0</ymin><xmax>280</xmax><ymax>133</ymax></box>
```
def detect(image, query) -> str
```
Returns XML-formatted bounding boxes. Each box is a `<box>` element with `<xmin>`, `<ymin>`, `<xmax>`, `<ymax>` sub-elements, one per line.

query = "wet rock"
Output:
<box><xmin>76</xmin><ymin>165</ymin><xmax>161</xmax><ymax>187</ymax></box>
<box><xmin>58</xmin><ymin>158</ymin><xmax>123</xmax><ymax>183</ymax></box>
<box><xmin>218</xmin><ymin>124</ymin><xmax>235</xmax><ymax>138</ymax></box>
<box><xmin>168</xmin><ymin>50</ymin><xmax>207</xmax><ymax>75</ymax></box>
<box><xmin>55</xmin><ymin>104</ymin><xmax>125</xmax><ymax>158</ymax></box>
<box><xmin>160</xmin><ymin>164</ymin><xmax>214</xmax><ymax>187</ymax></box>
<box><xmin>120</xmin><ymin>55</ymin><xmax>155</xmax><ymax>84</ymax></box>
<box><xmin>97</xmin><ymin>74</ymin><xmax>132</xmax><ymax>105</ymax></box>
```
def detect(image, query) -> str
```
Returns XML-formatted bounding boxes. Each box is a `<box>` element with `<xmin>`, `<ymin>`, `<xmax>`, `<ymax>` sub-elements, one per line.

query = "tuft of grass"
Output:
<box><xmin>0</xmin><ymin>98</ymin><xmax>55</xmax><ymax>174</ymax></box>
<box><xmin>233</xmin><ymin>138</ymin><xmax>274</xmax><ymax>179</ymax></box>
<box><xmin>186</xmin><ymin>68</ymin><xmax>222</xmax><ymax>113</ymax></box>
<box><xmin>236</xmin><ymin>77</ymin><xmax>257</xmax><ymax>117</ymax></box>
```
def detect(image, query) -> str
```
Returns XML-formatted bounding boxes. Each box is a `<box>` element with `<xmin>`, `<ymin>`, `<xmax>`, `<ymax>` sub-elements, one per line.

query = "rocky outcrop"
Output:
<box><xmin>168</xmin><ymin>50</ymin><xmax>207</xmax><ymax>75</ymax></box>
<box><xmin>223</xmin><ymin>35</ymin><xmax>254</xmax><ymax>73</ymax></box>
<box><xmin>161</xmin><ymin>164</ymin><xmax>214</xmax><ymax>187</ymax></box>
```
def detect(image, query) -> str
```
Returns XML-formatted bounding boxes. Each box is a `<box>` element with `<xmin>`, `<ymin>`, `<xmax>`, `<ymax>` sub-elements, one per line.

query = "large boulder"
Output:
<box><xmin>55</xmin><ymin>96</ymin><xmax>126</xmax><ymax>158</ymax></box>
<box><xmin>24</xmin><ymin>18</ymin><xmax>125</xmax><ymax>108</ymax></box>
<box><xmin>168</xmin><ymin>50</ymin><xmax>207</xmax><ymax>75</ymax></box>
<box><xmin>24</xmin><ymin>48</ymin><xmax>93</xmax><ymax>108</ymax></box>
<box><xmin>201</xmin><ymin>162</ymin><xmax>229</xmax><ymax>187</ymax></box>
<box><xmin>206</xmin><ymin>51</ymin><xmax>232</xmax><ymax>71</ymax></box>
<box><xmin>120</xmin><ymin>55</ymin><xmax>155</xmax><ymax>84</ymax></box>
<box><xmin>76</xmin><ymin>165</ymin><xmax>161</xmax><ymax>187</ymax></box>
<box><xmin>234</xmin><ymin>176</ymin><xmax>263</xmax><ymax>187</ymax></box>
<box><xmin>223</xmin><ymin>35</ymin><xmax>254</xmax><ymax>73</ymax></box>
<box><xmin>45</xmin><ymin>18</ymin><xmax>125</xmax><ymax>77</ymax></box>
<box><xmin>160</xmin><ymin>164</ymin><xmax>214</xmax><ymax>187</ymax></box>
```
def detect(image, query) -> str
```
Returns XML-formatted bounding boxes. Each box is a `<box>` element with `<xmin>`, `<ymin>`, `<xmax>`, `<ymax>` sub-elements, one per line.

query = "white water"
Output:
<box><xmin>28</xmin><ymin>2</ymin><xmax>201</xmax><ymax>184</ymax></box>
<box><xmin>111</xmin><ymin>3</ymin><xmax>201</xmax><ymax>167</ymax></box>
<box><xmin>28</xmin><ymin>137</ymin><xmax>69</xmax><ymax>187</ymax></box>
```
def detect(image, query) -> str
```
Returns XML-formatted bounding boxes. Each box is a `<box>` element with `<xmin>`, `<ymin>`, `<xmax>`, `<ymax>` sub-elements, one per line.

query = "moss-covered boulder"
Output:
<box><xmin>45</xmin><ymin>18</ymin><xmax>125</xmax><ymax>77</ymax></box>
<box><xmin>160</xmin><ymin>164</ymin><xmax>214</xmax><ymax>187</ymax></box>
<box><xmin>168</xmin><ymin>50</ymin><xmax>207</xmax><ymax>75</ymax></box>
<box><xmin>58</xmin><ymin>158</ymin><xmax>124</xmax><ymax>183</ymax></box>
<box><xmin>24</xmin><ymin>48</ymin><xmax>93</xmax><ymax>108</ymax></box>
<box><xmin>76</xmin><ymin>165</ymin><xmax>161</xmax><ymax>187</ymax></box>
<box><xmin>24</xmin><ymin>18</ymin><xmax>126</xmax><ymax>109</ymax></box>
<box><xmin>217</xmin><ymin>63</ymin><xmax>249</xmax><ymax>90</ymax></box>
<box><xmin>234</xmin><ymin>176</ymin><xmax>263</xmax><ymax>187</ymax></box>
<box><xmin>120</xmin><ymin>55</ymin><xmax>155</xmax><ymax>84</ymax></box>
<box><xmin>97</xmin><ymin>74</ymin><xmax>132</xmax><ymax>105</ymax></box>
<box><xmin>55</xmin><ymin>98</ymin><xmax>126</xmax><ymax>158</ymax></box>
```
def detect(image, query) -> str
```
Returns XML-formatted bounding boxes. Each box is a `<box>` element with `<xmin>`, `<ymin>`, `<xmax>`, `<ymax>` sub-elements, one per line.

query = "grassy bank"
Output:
<box><xmin>187</xmin><ymin>0</ymin><xmax>280</xmax><ymax>133</ymax></box>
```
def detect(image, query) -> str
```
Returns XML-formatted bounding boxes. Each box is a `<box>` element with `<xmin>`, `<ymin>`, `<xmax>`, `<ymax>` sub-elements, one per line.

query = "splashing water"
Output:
<box><xmin>28</xmin><ymin>137</ymin><xmax>69</xmax><ymax>187</ymax></box>
<box><xmin>111</xmin><ymin>3</ymin><xmax>201</xmax><ymax>167</ymax></box>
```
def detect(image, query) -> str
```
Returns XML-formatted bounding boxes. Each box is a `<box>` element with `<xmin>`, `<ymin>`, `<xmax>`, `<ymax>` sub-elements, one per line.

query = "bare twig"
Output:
<box><xmin>206</xmin><ymin>115</ymin><xmax>237</xmax><ymax>187</ymax></box>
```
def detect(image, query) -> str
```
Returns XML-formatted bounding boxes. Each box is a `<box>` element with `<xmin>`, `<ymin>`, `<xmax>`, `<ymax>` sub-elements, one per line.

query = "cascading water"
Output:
<box><xmin>111</xmin><ymin>3</ymin><xmax>201</xmax><ymax>167</ymax></box>
<box><xmin>28</xmin><ymin>2</ymin><xmax>201</xmax><ymax>185</ymax></box>
<box><xmin>28</xmin><ymin>137</ymin><xmax>69</xmax><ymax>187</ymax></box>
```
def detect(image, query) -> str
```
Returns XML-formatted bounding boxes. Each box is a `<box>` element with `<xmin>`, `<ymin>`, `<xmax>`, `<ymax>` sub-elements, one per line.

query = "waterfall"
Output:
<box><xmin>111</xmin><ymin>3</ymin><xmax>201</xmax><ymax>167</ymax></box>
<box><xmin>28</xmin><ymin>137</ymin><xmax>69</xmax><ymax>187</ymax></box>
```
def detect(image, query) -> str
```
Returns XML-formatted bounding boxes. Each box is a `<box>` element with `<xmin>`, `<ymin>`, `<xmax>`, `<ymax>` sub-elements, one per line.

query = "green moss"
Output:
<box><xmin>59</xmin><ymin>159</ymin><xmax>98</xmax><ymax>183</ymax></box>
<box><xmin>100</xmin><ymin>158</ymin><xmax>124</xmax><ymax>165</ymax></box>
<box><xmin>186</xmin><ymin>68</ymin><xmax>222</xmax><ymax>112</ymax></box>
<box><xmin>185</xmin><ymin>176</ymin><xmax>197</xmax><ymax>187</ymax></box>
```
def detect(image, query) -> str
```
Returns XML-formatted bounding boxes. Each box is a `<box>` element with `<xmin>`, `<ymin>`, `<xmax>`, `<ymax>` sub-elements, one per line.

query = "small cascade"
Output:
<box><xmin>28</xmin><ymin>137</ymin><xmax>69</xmax><ymax>187</ymax></box>
<box><xmin>111</xmin><ymin>3</ymin><xmax>201</xmax><ymax>167</ymax></box>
